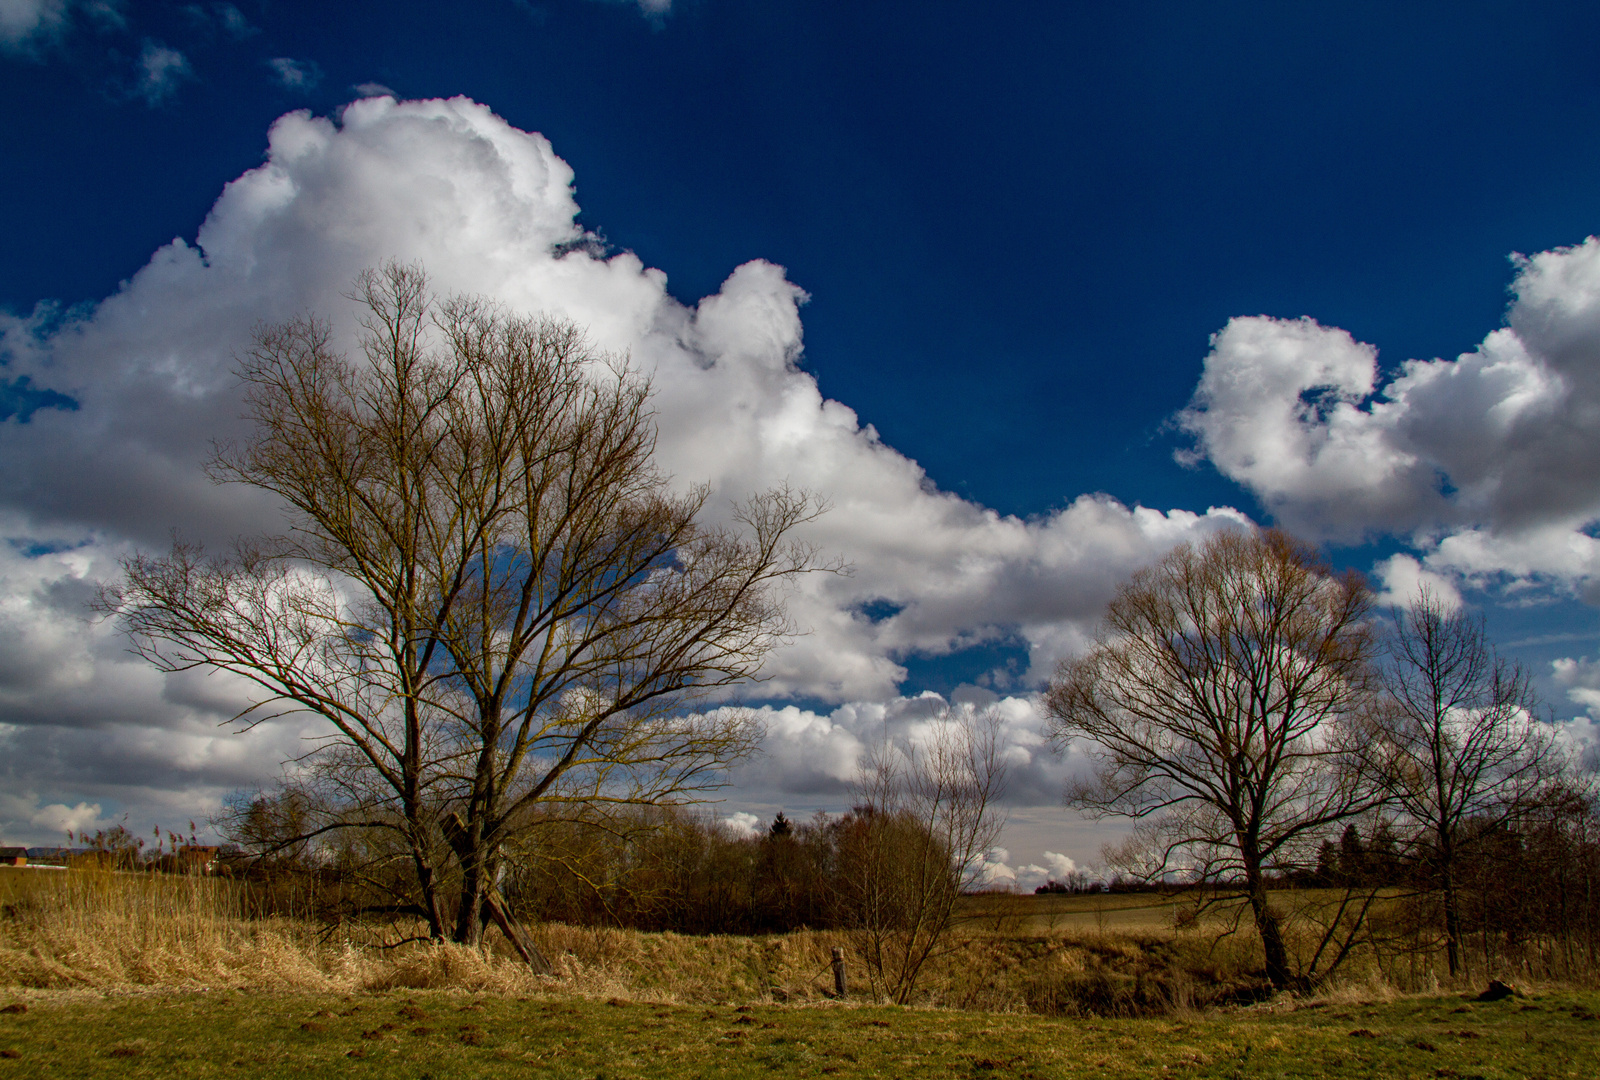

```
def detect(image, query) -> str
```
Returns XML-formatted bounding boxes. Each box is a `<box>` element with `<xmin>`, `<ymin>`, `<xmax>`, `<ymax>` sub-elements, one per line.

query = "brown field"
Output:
<box><xmin>956</xmin><ymin>890</ymin><xmax>1201</xmax><ymax>933</ymax></box>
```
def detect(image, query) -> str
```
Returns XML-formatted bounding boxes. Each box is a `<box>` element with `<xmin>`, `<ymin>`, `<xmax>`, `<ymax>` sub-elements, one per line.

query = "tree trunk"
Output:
<box><xmin>1436</xmin><ymin>821</ymin><xmax>1462</xmax><ymax>978</ymax></box>
<box><xmin>410</xmin><ymin>846</ymin><xmax>448</xmax><ymax>941</ymax></box>
<box><xmin>1242</xmin><ymin>848</ymin><xmax>1291</xmax><ymax>989</ymax></box>
<box><xmin>454</xmin><ymin>870</ymin><xmax>486</xmax><ymax>945</ymax></box>
<box><xmin>483</xmin><ymin>886</ymin><xmax>553</xmax><ymax>974</ymax></box>
<box><xmin>1441</xmin><ymin>871</ymin><xmax>1463</xmax><ymax>978</ymax></box>
<box><xmin>442</xmin><ymin>811</ymin><xmax>488</xmax><ymax>945</ymax></box>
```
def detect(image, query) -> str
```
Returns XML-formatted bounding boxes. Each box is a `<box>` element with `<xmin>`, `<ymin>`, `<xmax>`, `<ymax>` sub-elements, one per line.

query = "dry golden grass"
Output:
<box><xmin>2</xmin><ymin>868</ymin><xmax>1582</xmax><ymax>1014</ymax></box>
<box><xmin>0</xmin><ymin>868</ymin><xmax>862</xmax><ymax>1002</ymax></box>
<box><xmin>0</xmin><ymin>868</ymin><xmax>538</xmax><ymax>995</ymax></box>
<box><xmin>0</xmin><ymin>867</ymin><xmax>1258</xmax><ymax>1008</ymax></box>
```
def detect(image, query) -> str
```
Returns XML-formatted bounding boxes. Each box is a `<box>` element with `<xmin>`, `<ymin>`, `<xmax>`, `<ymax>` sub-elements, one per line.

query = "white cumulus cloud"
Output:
<box><xmin>972</xmin><ymin>848</ymin><xmax>1088</xmax><ymax>892</ymax></box>
<box><xmin>723</xmin><ymin>811</ymin><xmax>762</xmax><ymax>838</ymax></box>
<box><xmin>0</xmin><ymin>95</ymin><xmax>1243</xmax><ymax>849</ymax></box>
<box><xmin>0</xmin><ymin>791</ymin><xmax>108</xmax><ymax>843</ymax></box>
<box><xmin>1371</xmin><ymin>553</ymin><xmax>1463</xmax><ymax>612</ymax></box>
<box><xmin>1180</xmin><ymin>237</ymin><xmax>1600</xmax><ymax>599</ymax></box>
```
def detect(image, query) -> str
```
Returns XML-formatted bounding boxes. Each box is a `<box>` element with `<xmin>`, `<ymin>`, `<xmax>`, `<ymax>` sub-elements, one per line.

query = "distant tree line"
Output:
<box><xmin>218</xmin><ymin>719</ymin><xmax>1002</xmax><ymax>938</ymax></box>
<box><xmin>1301</xmin><ymin>794</ymin><xmax>1600</xmax><ymax>981</ymax></box>
<box><xmin>223</xmin><ymin>703</ymin><xmax>1005</xmax><ymax>1002</ymax></box>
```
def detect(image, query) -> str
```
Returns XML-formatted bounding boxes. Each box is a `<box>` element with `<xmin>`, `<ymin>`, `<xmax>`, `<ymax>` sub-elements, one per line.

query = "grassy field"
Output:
<box><xmin>6</xmin><ymin>867</ymin><xmax>1598</xmax><ymax>1077</ymax></box>
<box><xmin>953</xmin><ymin>889</ymin><xmax>1412</xmax><ymax>936</ymax></box>
<box><xmin>956</xmin><ymin>891</ymin><xmax>1200</xmax><ymax>933</ymax></box>
<box><xmin>2</xmin><ymin>986</ymin><xmax>1598</xmax><ymax>1078</ymax></box>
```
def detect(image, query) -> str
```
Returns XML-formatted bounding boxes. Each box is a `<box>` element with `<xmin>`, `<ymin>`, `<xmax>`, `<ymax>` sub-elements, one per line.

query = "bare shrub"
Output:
<box><xmin>836</xmin><ymin>705</ymin><xmax>1007</xmax><ymax>1003</ymax></box>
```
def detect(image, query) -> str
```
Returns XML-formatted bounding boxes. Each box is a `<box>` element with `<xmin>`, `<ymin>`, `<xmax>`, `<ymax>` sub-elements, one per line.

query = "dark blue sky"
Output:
<box><xmin>9</xmin><ymin>1</ymin><xmax>1600</xmax><ymax>521</ymax></box>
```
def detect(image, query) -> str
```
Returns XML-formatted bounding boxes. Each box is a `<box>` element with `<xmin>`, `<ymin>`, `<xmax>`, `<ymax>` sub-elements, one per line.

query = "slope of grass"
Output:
<box><xmin>1</xmin><ymin>987</ymin><xmax>1597</xmax><ymax>1079</ymax></box>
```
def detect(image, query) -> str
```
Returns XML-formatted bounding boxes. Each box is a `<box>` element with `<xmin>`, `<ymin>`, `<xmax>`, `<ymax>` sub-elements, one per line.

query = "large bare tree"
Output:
<box><xmin>1367</xmin><ymin>589</ymin><xmax>1563</xmax><ymax>977</ymax></box>
<box><xmin>1044</xmin><ymin>529</ymin><xmax>1379</xmax><ymax>989</ymax></box>
<box><xmin>104</xmin><ymin>263</ymin><xmax>828</xmax><ymax>948</ymax></box>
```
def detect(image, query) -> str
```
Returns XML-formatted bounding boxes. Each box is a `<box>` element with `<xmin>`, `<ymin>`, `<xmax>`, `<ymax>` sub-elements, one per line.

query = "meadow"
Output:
<box><xmin>3</xmin><ymin>986</ymin><xmax>1599</xmax><ymax>1078</ymax></box>
<box><xmin>3</xmin><ymin>867</ymin><xmax>1596</xmax><ymax>1078</ymax></box>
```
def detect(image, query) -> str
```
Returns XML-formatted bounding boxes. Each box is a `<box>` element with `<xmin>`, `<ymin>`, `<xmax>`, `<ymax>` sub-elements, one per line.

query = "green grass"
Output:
<box><xmin>2</xmin><ymin>988</ymin><xmax>1598</xmax><ymax>1078</ymax></box>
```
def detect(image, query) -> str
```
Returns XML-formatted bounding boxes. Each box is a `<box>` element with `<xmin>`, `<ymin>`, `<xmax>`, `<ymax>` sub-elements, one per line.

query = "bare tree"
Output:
<box><xmin>1044</xmin><ymin>528</ymin><xmax>1379</xmax><ymax>990</ymax></box>
<box><xmin>102</xmin><ymin>262</ymin><xmax>829</xmax><ymax>951</ymax></box>
<box><xmin>1366</xmin><ymin>589</ymin><xmax>1564</xmax><ymax>977</ymax></box>
<box><xmin>837</xmin><ymin>705</ymin><xmax>1007</xmax><ymax>1003</ymax></box>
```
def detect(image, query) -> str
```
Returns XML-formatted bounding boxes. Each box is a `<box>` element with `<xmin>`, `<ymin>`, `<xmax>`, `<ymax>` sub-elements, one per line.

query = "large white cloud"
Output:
<box><xmin>0</xmin><ymin>96</ymin><xmax>1242</xmax><ymax>846</ymax></box>
<box><xmin>1180</xmin><ymin>237</ymin><xmax>1600</xmax><ymax>599</ymax></box>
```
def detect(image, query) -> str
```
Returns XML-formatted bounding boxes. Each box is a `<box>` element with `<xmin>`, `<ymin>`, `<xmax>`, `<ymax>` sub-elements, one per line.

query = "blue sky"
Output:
<box><xmin>4</xmin><ymin>1</ymin><xmax>1600</xmax><ymax>882</ymax></box>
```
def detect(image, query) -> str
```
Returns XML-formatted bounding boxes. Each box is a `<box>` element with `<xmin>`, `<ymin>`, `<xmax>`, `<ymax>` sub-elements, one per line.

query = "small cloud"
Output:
<box><xmin>1554</xmin><ymin>657</ymin><xmax>1600</xmax><ymax>713</ymax></box>
<box><xmin>1373</xmin><ymin>554</ymin><xmax>1463</xmax><ymax>612</ymax></box>
<box><xmin>0</xmin><ymin>791</ymin><xmax>107</xmax><ymax>843</ymax></box>
<box><xmin>136</xmin><ymin>40</ymin><xmax>190</xmax><ymax>105</ymax></box>
<box><xmin>586</xmin><ymin>0</ymin><xmax>671</xmax><ymax>23</ymax></box>
<box><xmin>212</xmin><ymin>2</ymin><xmax>254</xmax><ymax>38</ymax></box>
<box><xmin>351</xmin><ymin>81</ymin><xmax>395</xmax><ymax>99</ymax></box>
<box><xmin>970</xmin><ymin>846</ymin><xmax>1018</xmax><ymax>889</ymax></box>
<box><xmin>0</xmin><ymin>0</ymin><xmax>72</xmax><ymax>53</ymax></box>
<box><xmin>724</xmin><ymin>811</ymin><xmax>761</xmax><ymax>838</ymax></box>
<box><xmin>181</xmin><ymin>3</ymin><xmax>253</xmax><ymax>37</ymax></box>
<box><xmin>81</xmin><ymin>1</ymin><xmax>122</xmax><ymax>30</ymax></box>
<box><xmin>1</xmin><ymin>0</ymin><xmax>124</xmax><ymax>54</ymax></box>
<box><xmin>31</xmin><ymin>799</ymin><xmax>105</xmax><ymax>835</ymax></box>
<box><xmin>266</xmin><ymin>56</ymin><xmax>321</xmax><ymax>92</ymax></box>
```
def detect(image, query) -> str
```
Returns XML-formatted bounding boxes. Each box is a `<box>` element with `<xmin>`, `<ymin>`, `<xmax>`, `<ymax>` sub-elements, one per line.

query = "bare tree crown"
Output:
<box><xmin>1044</xmin><ymin>528</ymin><xmax>1378</xmax><ymax>988</ymax></box>
<box><xmin>103</xmin><ymin>262</ymin><xmax>831</xmax><ymax>946</ymax></box>
<box><xmin>1363</xmin><ymin>588</ymin><xmax>1565</xmax><ymax>975</ymax></box>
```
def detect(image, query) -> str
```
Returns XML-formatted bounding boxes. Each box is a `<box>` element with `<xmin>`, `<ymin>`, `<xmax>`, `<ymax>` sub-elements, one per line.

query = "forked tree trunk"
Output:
<box><xmin>439</xmin><ymin>811</ymin><xmax>552</xmax><ymax>972</ymax></box>
<box><xmin>443</xmin><ymin>811</ymin><xmax>488</xmax><ymax>945</ymax></box>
